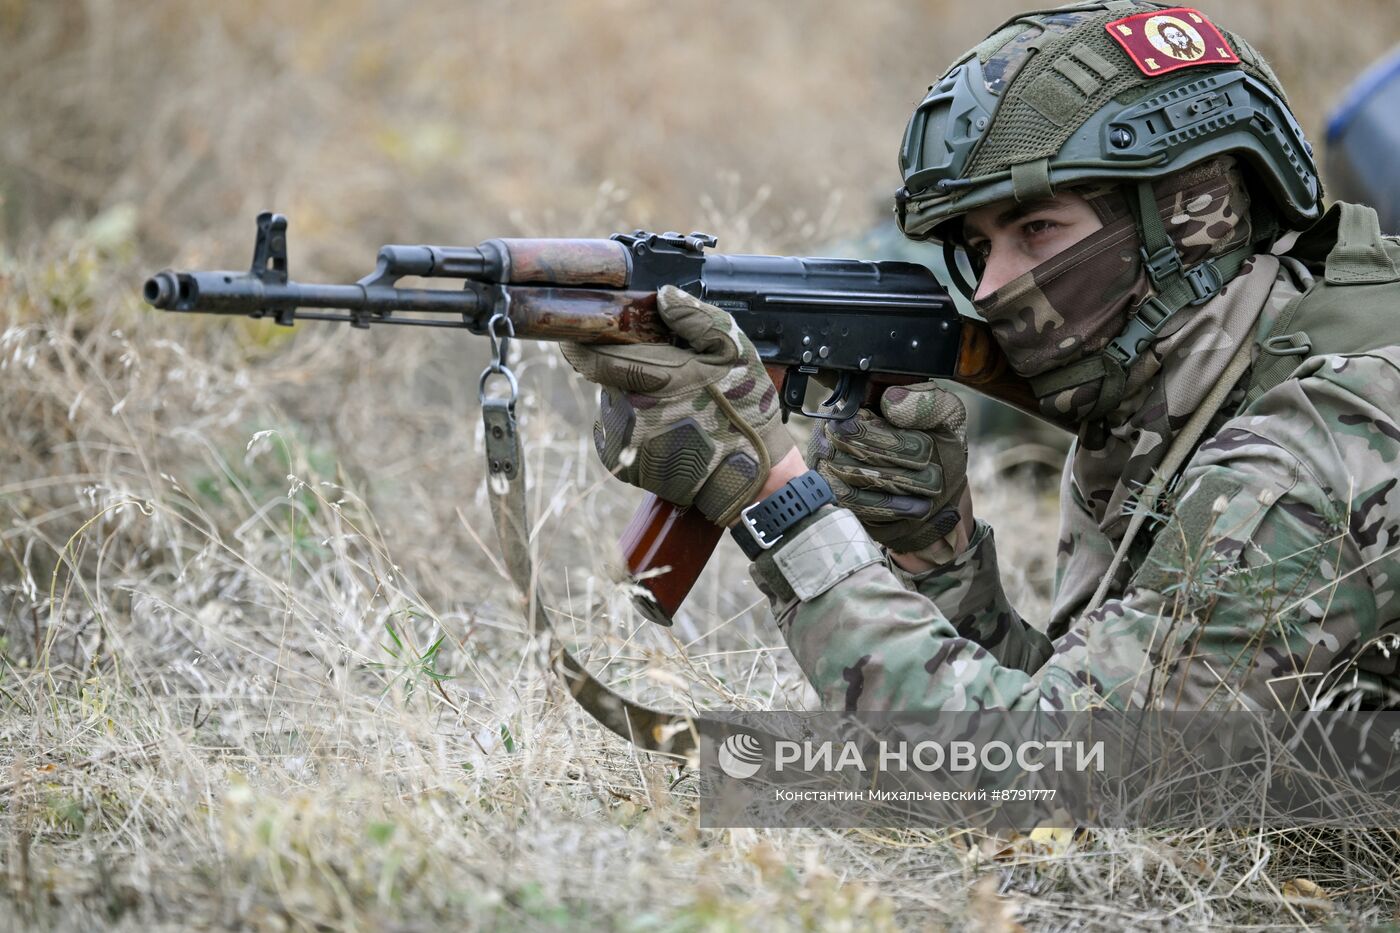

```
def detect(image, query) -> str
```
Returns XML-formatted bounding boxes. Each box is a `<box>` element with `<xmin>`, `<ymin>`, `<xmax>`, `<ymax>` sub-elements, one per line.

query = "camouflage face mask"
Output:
<box><xmin>971</xmin><ymin>202</ymin><xmax>1148</xmax><ymax>381</ymax></box>
<box><xmin>970</xmin><ymin>157</ymin><xmax>1254</xmax><ymax>422</ymax></box>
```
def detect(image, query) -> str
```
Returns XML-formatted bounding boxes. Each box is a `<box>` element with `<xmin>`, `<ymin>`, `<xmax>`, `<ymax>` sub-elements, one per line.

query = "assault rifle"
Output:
<box><xmin>146</xmin><ymin>212</ymin><xmax>1038</xmax><ymax>627</ymax></box>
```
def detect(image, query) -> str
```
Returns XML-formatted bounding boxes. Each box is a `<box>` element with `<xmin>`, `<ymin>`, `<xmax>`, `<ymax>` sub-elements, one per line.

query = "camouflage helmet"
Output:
<box><xmin>895</xmin><ymin>2</ymin><xmax>1323</xmax><ymax>424</ymax></box>
<box><xmin>896</xmin><ymin>2</ymin><xmax>1322</xmax><ymax>243</ymax></box>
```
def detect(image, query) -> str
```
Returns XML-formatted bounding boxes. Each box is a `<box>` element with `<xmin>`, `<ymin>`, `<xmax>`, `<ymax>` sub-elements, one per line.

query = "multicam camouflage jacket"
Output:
<box><xmin>751</xmin><ymin>244</ymin><xmax>1400</xmax><ymax>713</ymax></box>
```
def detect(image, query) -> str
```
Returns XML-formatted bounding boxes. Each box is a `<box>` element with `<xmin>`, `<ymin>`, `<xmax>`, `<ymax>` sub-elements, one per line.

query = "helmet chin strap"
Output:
<box><xmin>1028</xmin><ymin>180</ymin><xmax>1257</xmax><ymax>423</ymax></box>
<box><xmin>941</xmin><ymin>237</ymin><xmax>980</xmax><ymax>301</ymax></box>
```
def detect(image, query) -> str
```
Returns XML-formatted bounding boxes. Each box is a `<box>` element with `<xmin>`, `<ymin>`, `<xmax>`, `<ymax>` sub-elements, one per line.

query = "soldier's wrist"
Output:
<box><xmin>889</xmin><ymin>509</ymin><xmax>974</xmax><ymax>571</ymax></box>
<box><xmin>887</xmin><ymin>484</ymin><xmax>976</xmax><ymax>571</ymax></box>
<box><xmin>748</xmin><ymin>504</ymin><xmax>876</xmax><ymax>605</ymax></box>
<box><xmin>890</xmin><ymin>538</ymin><xmax>959</xmax><ymax>573</ymax></box>
<box><xmin>730</xmin><ymin>447</ymin><xmax>808</xmax><ymax>527</ymax></box>
<box><xmin>730</xmin><ymin>467</ymin><xmax>834</xmax><ymax>560</ymax></box>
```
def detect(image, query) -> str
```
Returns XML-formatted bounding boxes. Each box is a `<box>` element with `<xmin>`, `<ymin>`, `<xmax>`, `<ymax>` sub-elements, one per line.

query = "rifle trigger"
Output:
<box><xmin>820</xmin><ymin>372</ymin><xmax>866</xmax><ymax>421</ymax></box>
<box><xmin>820</xmin><ymin>373</ymin><xmax>848</xmax><ymax>410</ymax></box>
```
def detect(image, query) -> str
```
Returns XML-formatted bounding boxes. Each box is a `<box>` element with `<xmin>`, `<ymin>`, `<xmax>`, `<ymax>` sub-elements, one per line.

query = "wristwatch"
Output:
<box><xmin>729</xmin><ymin>469</ymin><xmax>834</xmax><ymax>560</ymax></box>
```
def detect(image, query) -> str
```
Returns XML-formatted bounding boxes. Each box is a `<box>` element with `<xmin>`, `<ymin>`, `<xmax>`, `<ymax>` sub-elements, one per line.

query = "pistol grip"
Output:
<box><xmin>620</xmin><ymin>494</ymin><xmax>725</xmax><ymax>626</ymax></box>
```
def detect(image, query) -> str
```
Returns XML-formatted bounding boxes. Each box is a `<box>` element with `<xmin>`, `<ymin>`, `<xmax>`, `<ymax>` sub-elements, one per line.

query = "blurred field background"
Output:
<box><xmin>2</xmin><ymin>1</ymin><xmax>1399</xmax><ymax>929</ymax></box>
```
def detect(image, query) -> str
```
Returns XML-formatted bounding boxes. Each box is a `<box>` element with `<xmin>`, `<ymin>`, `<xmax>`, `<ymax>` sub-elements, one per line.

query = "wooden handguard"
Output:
<box><xmin>621</xmin><ymin>324</ymin><xmax>1035</xmax><ymax>625</ymax></box>
<box><xmin>487</xmin><ymin>238</ymin><xmax>631</xmax><ymax>287</ymax></box>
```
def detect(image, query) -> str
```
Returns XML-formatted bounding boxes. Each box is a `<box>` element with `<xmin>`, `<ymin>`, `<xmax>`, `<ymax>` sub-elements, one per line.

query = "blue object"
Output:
<box><xmin>1326</xmin><ymin>45</ymin><xmax>1400</xmax><ymax>233</ymax></box>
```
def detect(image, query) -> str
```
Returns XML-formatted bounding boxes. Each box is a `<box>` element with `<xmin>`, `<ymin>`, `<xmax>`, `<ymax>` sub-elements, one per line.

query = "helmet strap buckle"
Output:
<box><xmin>1183</xmin><ymin>260</ymin><xmax>1224</xmax><ymax>306</ymax></box>
<box><xmin>1106</xmin><ymin>296</ymin><xmax>1172</xmax><ymax>367</ymax></box>
<box><xmin>1140</xmin><ymin>243</ymin><xmax>1183</xmax><ymax>288</ymax></box>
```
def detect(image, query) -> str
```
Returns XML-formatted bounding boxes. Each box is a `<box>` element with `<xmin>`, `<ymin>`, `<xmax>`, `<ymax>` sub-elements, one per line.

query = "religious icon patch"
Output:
<box><xmin>1104</xmin><ymin>7</ymin><xmax>1239</xmax><ymax>77</ymax></box>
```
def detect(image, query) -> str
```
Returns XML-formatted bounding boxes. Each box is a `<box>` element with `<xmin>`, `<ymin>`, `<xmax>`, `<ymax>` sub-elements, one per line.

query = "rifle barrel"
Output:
<box><xmin>144</xmin><ymin>270</ymin><xmax>484</xmax><ymax>318</ymax></box>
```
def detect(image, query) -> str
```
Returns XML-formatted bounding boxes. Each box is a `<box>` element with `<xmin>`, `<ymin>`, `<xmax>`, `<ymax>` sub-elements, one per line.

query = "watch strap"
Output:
<box><xmin>730</xmin><ymin>469</ymin><xmax>834</xmax><ymax>560</ymax></box>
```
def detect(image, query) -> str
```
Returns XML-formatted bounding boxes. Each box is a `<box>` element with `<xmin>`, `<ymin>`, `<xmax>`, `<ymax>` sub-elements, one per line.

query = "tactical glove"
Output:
<box><xmin>561</xmin><ymin>285</ymin><xmax>795</xmax><ymax>527</ymax></box>
<box><xmin>807</xmin><ymin>381</ymin><xmax>969</xmax><ymax>557</ymax></box>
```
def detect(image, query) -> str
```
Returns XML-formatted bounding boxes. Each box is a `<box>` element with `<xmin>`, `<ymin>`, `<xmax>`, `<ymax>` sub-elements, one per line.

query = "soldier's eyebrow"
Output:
<box><xmin>963</xmin><ymin>199</ymin><xmax>1061</xmax><ymax>241</ymax></box>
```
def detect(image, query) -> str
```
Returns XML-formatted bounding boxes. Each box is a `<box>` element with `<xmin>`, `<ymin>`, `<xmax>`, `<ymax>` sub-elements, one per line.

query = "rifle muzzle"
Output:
<box><xmin>144</xmin><ymin>271</ymin><xmax>187</xmax><ymax>310</ymax></box>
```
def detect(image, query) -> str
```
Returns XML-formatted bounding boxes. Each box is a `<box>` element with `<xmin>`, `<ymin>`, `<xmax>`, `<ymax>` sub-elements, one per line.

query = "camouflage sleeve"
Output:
<box><xmin>889</xmin><ymin>521</ymin><xmax>1053</xmax><ymax>671</ymax></box>
<box><xmin>751</xmin><ymin>501</ymin><xmax>1118</xmax><ymax>711</ymax></box>
<box><xmin>752</xmin><ymin>351</ymin><xmax>1400</xmax><ymax>712</ymax></box>
<box><xmin>1045</xmin><ymin>445</ymin><xmax>1118</xmax><ymax>639</ymax></box>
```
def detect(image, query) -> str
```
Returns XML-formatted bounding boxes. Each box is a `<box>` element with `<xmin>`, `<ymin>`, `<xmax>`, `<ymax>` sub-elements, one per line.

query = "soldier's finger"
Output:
<box><xmin>829</xmin><ymin>485</ymin><xmax>934</xmax><ymax>522</ymax></box>
<box><xmin>806</xmin><ymin>423</ymin><xmax>837</xmax><ymax>465</ymax></box>
<box><xmin>559</xmin><ymin>341</ymin><xmax>605</xmax><ymax>382</ymax></box>
<box><xmin>654</xmin><ymin>285</ymin><xmax>743</xmax><ymax>364</ymax></box>
<box><xmin>826</xmin><ymin>412</ymin><xmax>935</xmax><ymax>468</ymax></box>
<box><xmin>592</xmin><ymin>387</ymin><xmax>636</xmax><ymax>469</ymax></box>
<box><xmin>561</xmin><ymin>341</ymin><xmax>691</xmax><ymax>392</ymax></box>
<box><xmin>879</xmin><ymin>382</ymin><xmax>967</xmax><ymax>434</ymax></box>
<box><xmin>824</xmin><ymin>459</ymin><xmax>944</xmax><ymax>498</ymax></box>
<box><xmin>815</xmin><ymin>466</ymin><xmax>933</xmax><ymax>514</ymax></box>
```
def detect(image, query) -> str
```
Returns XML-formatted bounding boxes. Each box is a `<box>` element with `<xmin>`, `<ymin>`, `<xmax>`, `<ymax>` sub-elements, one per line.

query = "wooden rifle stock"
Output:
<box><xmin>621</xmin><ymin>319</ymin><xmax>1035</xmax><ymax>625</ymax></box>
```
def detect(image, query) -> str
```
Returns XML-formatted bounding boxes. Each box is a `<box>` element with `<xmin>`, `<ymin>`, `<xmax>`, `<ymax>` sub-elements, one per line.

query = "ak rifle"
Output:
<box><xmin>145</xmin><ymin>212</ymin><xmax>1037</xmax><ymax>625</ymax></box>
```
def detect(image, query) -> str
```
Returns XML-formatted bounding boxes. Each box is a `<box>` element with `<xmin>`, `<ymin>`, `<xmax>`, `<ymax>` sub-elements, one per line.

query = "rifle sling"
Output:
<box><xmin>1084</xmin><ymin>333</ymin><xmax>1256</xmax><ymax>614</ymax></box>
<box><xmin>481</xmin><ymin>396</ymin><xmax>705</xmax><ymax>759</ymax></box>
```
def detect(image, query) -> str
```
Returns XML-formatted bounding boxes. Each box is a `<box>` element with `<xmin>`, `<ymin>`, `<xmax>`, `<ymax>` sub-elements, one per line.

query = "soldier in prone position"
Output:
<box><xmin>563</xmin><ymin>3</ymin><xmax>1400</xmax><ymax>712</ymax></box>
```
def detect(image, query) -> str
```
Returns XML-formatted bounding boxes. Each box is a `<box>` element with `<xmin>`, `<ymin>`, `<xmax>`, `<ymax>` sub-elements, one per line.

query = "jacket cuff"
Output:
<box><xmin>884</xmin><ymin>515</ymin><xmax>1008</xmax><ymax>602</ymax></box>
<box><xmin>886</xmin><ymin>519</ymin><xmax>995</xmax><ymax>590</ymax></box>
<box><xmin>749</xmin><ymin>506</ymin><xmax>883</xmax><ymax>603</ymax></box>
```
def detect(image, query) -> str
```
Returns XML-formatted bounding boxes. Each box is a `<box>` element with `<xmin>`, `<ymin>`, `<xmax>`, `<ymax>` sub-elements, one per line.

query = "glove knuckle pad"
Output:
<box><xmin>600</xmin><ymin>360</ymin><xmax>670</xmax><ymax>394</ymax></box>
<box><xmin>694</xmin><ymin>451</ymin><xmax>760</xmax><ymax>520</ymax></box>
<box><xmin>637</xmin><ymin>418</ymin><xmax>715</xmax><ymax>505</ymax></box>
<box><xmin>928</xmin><ymin>506</ymin><xmax>962</xmax><ymax>541</ymax></box>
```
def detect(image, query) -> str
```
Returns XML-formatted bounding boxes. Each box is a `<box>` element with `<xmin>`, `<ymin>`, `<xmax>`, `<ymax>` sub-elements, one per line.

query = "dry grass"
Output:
<box><xmin>2</xmin><ymin>1</ymin><xmax>1399</xmax><ymax>930</ymax></box>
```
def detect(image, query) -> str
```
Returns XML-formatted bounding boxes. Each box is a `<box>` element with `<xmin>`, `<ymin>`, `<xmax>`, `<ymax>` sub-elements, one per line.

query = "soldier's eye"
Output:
<box><xmin>966</xmin><ymin>238</ymin><xmax>991</xmax><ymax>260</ymax></box>
<box><xmin>1022</xmin><ymin>219</ymin><xmax>1058</xmax><ymax>238</ymax></box>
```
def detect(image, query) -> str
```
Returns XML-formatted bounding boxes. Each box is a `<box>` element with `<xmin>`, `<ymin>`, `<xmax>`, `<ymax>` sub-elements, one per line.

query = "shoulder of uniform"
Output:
<box><xmin>1209</xmin><ymin>348</ymin><xmax>1400</xmax><ymax>499</ymax></box>
<box><xmin>1291</xmin><ymin>348</ymin><xmax>1400</xmax><ymax>395</ymax></box>
<box><xmin>1237</xmin><ymin>347</ymin><xmax>1400</xmax><ymax>430</ymax></box>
